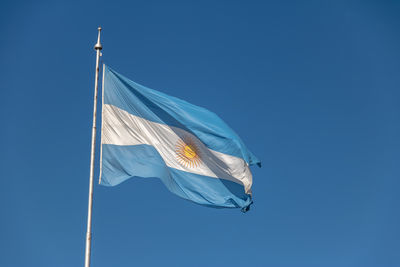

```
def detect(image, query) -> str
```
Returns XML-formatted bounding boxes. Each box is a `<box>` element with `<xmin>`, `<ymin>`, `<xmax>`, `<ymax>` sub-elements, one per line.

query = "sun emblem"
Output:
<box><xmin>175</xmin><ymin>136</ymin><xmax>202</xmax><ymax>168</ymax></box>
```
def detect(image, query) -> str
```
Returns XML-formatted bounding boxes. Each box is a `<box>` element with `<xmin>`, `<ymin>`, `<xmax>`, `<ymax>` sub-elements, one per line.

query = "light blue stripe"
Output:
<box><xmin>101</xmin><ymin>144</ymin><xmax>252</xmax><ymax>210</ymax></box>
<box><xmin>103</xmin><ymin>65</ymin><xmax>260</xmax><ymax>167</ymax></box>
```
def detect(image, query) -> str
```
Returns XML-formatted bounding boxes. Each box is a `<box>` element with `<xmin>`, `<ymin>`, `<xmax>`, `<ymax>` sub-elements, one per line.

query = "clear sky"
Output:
<box><xmin>1</xmin><ymin>1</ymin><xmax>399</xmax><ymax>266</ymax></box>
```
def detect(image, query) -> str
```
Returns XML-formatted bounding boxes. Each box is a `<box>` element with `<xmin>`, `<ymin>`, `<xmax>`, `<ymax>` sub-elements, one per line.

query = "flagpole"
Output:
<box><xmin>85</xmin><ymin>26</ymin><xmax>102</xmax><ymax>267</ymax></box>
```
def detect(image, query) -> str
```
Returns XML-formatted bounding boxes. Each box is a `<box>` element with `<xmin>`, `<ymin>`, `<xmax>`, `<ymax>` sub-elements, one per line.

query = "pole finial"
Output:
<box><xmin>94</xmin><ymin>26</ymin><xmax>102</xmax><ymax>51</ymax></box>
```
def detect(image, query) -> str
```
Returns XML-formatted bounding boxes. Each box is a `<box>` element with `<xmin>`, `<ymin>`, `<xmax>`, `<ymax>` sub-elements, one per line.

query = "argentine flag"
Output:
<box><xmin>99</xmin><ymin>65</ymin><xmax>260</xmax><ymax>211</ymax></box>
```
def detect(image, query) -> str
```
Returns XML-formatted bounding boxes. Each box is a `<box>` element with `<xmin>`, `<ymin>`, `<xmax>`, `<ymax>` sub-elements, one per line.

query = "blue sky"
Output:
<box><xmin>1</xmin><ymin>1</ymin><xmax>400</xmax><ymax>266</ymax></box>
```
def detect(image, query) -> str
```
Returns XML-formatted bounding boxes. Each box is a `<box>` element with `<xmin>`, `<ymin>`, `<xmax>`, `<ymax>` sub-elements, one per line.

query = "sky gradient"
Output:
<box><xmin>1</xmin><ymin>1</ymin><xmax>400</xmax><ymax>266</ymax></box>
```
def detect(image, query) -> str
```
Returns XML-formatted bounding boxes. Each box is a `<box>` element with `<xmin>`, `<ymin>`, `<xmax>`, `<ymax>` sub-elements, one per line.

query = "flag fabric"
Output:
<box><xmin>99</xmin><ymin>65</ymin><xmax>260</xmax><ymax>211</ymax></box>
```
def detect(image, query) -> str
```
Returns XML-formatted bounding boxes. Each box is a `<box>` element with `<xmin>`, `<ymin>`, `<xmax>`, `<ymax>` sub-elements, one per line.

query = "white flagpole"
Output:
<box><xmin>85</xmin><ymin>26</ymin><xmax>102</xmax><ymax>267</ymax></box>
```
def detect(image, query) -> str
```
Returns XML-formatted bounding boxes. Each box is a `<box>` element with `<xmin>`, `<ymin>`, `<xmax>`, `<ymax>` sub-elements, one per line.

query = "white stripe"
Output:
<box><xmin>101</xmin><ymin>104</ymin><xmax>252</xmax><ymax>194</ymax></box>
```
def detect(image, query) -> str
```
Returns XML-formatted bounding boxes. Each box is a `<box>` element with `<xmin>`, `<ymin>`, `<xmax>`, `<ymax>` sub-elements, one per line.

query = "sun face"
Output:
<box><xmin>175</xmin><ymin>136</ymin><xmax>202</xmax><ymax>168</ymax></box>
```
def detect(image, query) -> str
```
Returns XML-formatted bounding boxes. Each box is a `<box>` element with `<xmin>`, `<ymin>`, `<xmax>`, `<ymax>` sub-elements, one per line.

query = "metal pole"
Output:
<box><xmin>85</xmin><ymin>26</ymin><xmax>102</xmax><ymax>267</ymax></box>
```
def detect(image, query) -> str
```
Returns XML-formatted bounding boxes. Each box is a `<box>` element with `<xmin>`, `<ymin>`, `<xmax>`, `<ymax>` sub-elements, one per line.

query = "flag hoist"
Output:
<box><xmin>85</xmin><ymin>27</ymin><xmax>102</xmax><ymax>267</ymax></box>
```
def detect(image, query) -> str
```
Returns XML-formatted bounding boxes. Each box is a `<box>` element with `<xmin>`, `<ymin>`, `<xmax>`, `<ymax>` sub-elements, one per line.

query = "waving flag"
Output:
<box><xmin>99</xmin><ymin>65</ymin><xmax>260</xmax><ymax>211</ymax></box>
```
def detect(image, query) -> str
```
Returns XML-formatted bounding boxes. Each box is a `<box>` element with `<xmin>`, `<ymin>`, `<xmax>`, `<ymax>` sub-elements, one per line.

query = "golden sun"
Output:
<box><xmin>175</xmin><ymin>136</ymin><xmax>202</xmax><ymax>168</ymax></box>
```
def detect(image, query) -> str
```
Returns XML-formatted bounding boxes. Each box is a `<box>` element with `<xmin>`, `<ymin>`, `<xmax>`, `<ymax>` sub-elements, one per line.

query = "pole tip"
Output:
<box><xmin>94</xmin><ymin>26</ymin><xmax>103</xmax><ymax>50</ymax></box>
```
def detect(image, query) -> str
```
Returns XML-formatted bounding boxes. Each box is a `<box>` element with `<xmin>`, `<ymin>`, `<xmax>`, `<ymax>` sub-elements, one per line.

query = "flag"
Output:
<box><xmin>99</xmin><ymin>65</ymin><xmax>260</xmax><ymax>211</ymax></box>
